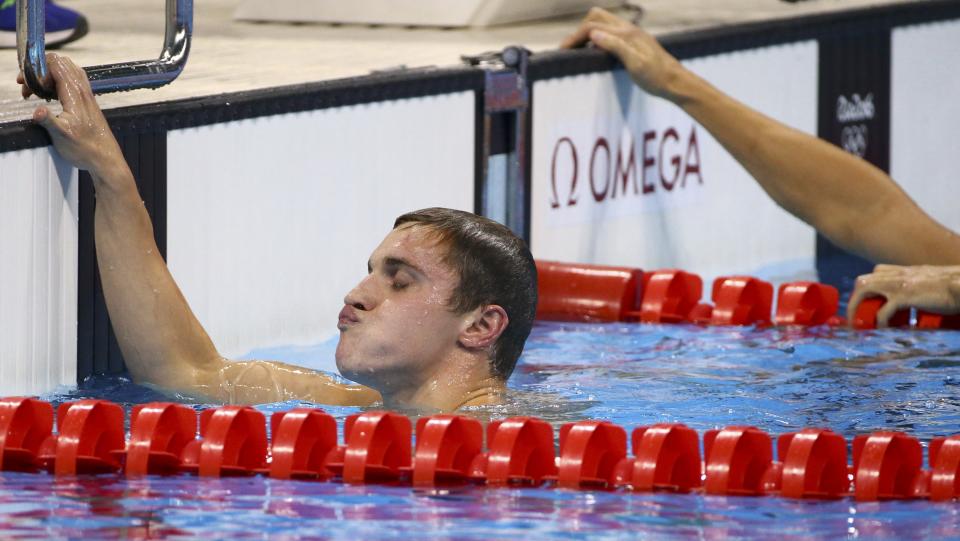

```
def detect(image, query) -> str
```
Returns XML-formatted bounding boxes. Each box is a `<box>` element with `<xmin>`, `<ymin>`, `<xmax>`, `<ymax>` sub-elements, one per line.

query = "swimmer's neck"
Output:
<box><xmin>380</xmin><ymin>355</ymin><xmax>506</xmax><ymax>412</ymax></box>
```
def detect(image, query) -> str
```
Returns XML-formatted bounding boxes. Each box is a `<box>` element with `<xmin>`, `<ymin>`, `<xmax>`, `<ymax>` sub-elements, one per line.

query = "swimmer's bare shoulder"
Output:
<box><xmin>197</xmin><ymin>359</ymin><xmax>381</xmax><ymax>406</ymax></box>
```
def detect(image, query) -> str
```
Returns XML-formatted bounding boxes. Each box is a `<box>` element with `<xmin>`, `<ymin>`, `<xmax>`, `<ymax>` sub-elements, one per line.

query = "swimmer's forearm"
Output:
<box><xmin>665</xmin><ymin>68</ymin><xmax>960</xmax><ymax>265</ymax></box>
<box><xmin>90</xmin><ymin>152</ymin><xmax>223</xmax><ymax>390</ymax></box>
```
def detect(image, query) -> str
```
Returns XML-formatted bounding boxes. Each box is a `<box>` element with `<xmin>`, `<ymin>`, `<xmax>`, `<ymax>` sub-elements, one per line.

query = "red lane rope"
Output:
<box><xmin>1</xmin><ymin>397</ymin><xmax>958</xmax><ymax>502</ymax></box>
<box><xmin>535</xmin><ymin>260</ymin><xmax>960</xmax><ymax>330</ymax></box>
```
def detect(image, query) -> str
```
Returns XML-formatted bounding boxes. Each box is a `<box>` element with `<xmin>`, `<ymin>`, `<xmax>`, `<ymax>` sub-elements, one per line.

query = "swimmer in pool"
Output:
<box><xmin>19</xmin><ymin>54</ymin><xmax>537</xmax><ymax>411</ymax></box>
<box><xmin>563</xmin><ymin>8</ymin><xmax>960</xmax><ymax>327</ymax></box>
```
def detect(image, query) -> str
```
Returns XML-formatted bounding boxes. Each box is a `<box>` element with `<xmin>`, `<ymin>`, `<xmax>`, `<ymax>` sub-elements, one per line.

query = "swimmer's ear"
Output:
<box><xmin>459</xmin><ymin>305</ymin><xmax>509</xmax><ymax>350</ymax></box>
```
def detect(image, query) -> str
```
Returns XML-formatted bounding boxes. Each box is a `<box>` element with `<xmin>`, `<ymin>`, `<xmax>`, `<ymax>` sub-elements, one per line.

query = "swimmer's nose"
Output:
<box><xmin>344</xmin><ymin>274</ymin><xmax>375</xmax><ymax>311</ymax></box>
<box><xmin>343</xmin><ymin>290</ymin><xmax>367</xmax><ymax>311</ymax></box>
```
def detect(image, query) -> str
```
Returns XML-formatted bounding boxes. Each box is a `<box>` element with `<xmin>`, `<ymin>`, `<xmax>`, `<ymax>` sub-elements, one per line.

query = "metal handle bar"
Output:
<box><xmin>17</xmin><ymin>0</ymin><xmax>192</xmax><ymax>100</ymax></box>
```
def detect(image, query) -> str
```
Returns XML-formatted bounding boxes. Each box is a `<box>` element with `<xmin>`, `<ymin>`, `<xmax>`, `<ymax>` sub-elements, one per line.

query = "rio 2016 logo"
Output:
<box><xmin>836</xmin><ymin>93</ymin><xmax>873</xmax><ymax>158</ymax></box>
<box><xmin>549</xmin><ymin>125</ymin><xmax>704</xmax><ymax>209</ymax></box>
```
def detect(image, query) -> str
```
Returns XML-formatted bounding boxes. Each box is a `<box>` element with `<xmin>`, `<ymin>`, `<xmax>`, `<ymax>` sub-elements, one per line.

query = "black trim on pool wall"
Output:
<box><xmin>77</xmin><ymin>132</ymin><xmax>168</xmax><ymax>382</ymax></box>
<box><xmin>815</xmin><ymin>24</ymin><xmax>892</xmax><ymax>296</ymax></box>
<box><xmin>527</xmin><ymin>0</ymin><xmax>960</xmax><ymax>81</ymax></box>
<box><xmin>0</xmin><ymin>67</ymin><xmax>486</xmax><ymax>153</ymax></box>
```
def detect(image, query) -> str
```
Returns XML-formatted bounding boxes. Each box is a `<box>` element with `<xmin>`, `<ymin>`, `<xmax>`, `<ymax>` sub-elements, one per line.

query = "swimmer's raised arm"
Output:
<box><xmin>561</xmin><ymin>8</ymin><xmax>960</xmax><ymax>268</ymax></box>
<box><xmin>23</xmin><ymin>54</ymin><xmax>378</xmax><ymax>406</ymax></box>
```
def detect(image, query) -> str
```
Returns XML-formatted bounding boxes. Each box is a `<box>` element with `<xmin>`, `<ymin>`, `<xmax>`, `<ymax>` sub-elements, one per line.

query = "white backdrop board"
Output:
<box><xmin>530</xmin><ymin>43</ymin><xmax>819</xmax><ymax>285</ymax></box>
<box><xmin>0</xmin><ymin>148</ymin><xmax>78</xmax><ymax>395</ymax></box>
<box><xmin>891</xmin><ymin>18</ymin><xmax>960</xmax><ymax>235</ymax></box>
<box><xmin>167</xmin><ymin>92</ymin><xmax>476</xmax><ymax>359</ymax></box>
<box><xmin>235</xmin><ymin>0</ymin><xmax>622</xmax><ymax>27</ymax></box>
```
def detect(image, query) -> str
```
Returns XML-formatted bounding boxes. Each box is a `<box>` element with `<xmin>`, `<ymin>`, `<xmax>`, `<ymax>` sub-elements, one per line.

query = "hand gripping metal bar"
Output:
<box><xmin>17</xmin><ymin>0</ymin><xmax>192</xmax><ymax>100</ymax></box>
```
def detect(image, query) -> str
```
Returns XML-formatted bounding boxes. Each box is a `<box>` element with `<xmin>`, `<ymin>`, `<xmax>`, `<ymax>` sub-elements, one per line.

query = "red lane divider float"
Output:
<box><xmin>124</xmin><ymin>402</ymin><xmax>196</xmax><ymax>477</ymax></box>
<box><xmin>0</xmin><ymin>397</ymin><xmax>53</xmax><ymax>472</ymax></box>
<box><xmin>617</xmin><ymin>423</ymin><xmax>701</xmax><ymax>493</ymax></box>
<box><xmin>930</xmin><ymin>435</ymin><xmax>960</xmax><ymax>501</ymax></box>
<box><xmin>640</xmin><ymin>270</ymin><xmax>703</xmax><ymax>324</ymax></box>
<box><xmin>534</xmin><ymin>260</ymin><xmax>644</xmax><ymax>322</ymax></box>
<box><xmin>555</xmin><ymin>421</ymin><xmax>626</xmax><ymax>490</ymax></box>
<box><xmin>852</xmin><ymin>431</ymin><xmax>925</xmax><ymax>501</ymax></box>
<box><xmin>853</xmin><ymin>297</ymin><xmax>960</xmax><ymax>330</ymax></box>
<box><xmin>410</xmin><ymin>415</ymin><xmax>483</xmax><ymax>487</ymax></box>
<box><xmin>777</xmin><ymin>428</ymin><xmax>848</xmax><ymax>499</ymax></box>
<box><xmin>535</xmin><ymin>260</ymin><xmax>960</xmax><ymax>330</ymax></box>
<box><xmin>269</xmin><ymin>408</ymin><xmax>337</xmax><ymax>480</ymax></box>
<box><xmin>917</xmin><ymin>312</ymin><xmax>960</xmax><ymax>330</ymax></box>
<box><xmin>180</xmin><ymin>406</ymin><xmax>268</xmax><ymax>477</ymax></box>
<box><xmin>38</xmin><ymin>399</ymin><xmax>125</xmax><ymax>475</ymax></box>
<box><xmin>774</xmin><ymin>282</ymin><xmax>840</xmax><ymax>327</ymax></box>
<box><xmin>708</xmin><ymin>276</ymin><xmax>774</xmax><ymax>326</ymax></box>
<box><xmin>852</xmin><ymin>297</ymin><xmax>910</xmax><ymax>329</ymax></box>
<box><xmin>326</xmin><ymin>411</ymin><xmax>412</xmax><ymax>484</ymax></box>
<box><xmin>482</xmin><ymin>417</ymin><xmax>557</xmax><ymax>486</ymax></box>
<box><xmin>703</xmin><ymin>426</ymin><xmax>773</xmax><ymax>496</ymax></box>
<box><xmin>2</xmin><ymin>398</ymin><xmax>960</xmax><ymax>503</ymax></box>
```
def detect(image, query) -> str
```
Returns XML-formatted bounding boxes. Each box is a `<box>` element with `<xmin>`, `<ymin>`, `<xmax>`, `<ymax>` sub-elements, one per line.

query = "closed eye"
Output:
<box><xmin>368</xmin><ymin>256</ymin><xmax>424</xmax><ymax>290</ymax></box>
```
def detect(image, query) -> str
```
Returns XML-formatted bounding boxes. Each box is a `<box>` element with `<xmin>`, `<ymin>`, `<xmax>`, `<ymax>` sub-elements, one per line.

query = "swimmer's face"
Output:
<box><xmin>335</xmin><ymin>225</ymin><xmax>467</xmax><ymax>390</ymax></box>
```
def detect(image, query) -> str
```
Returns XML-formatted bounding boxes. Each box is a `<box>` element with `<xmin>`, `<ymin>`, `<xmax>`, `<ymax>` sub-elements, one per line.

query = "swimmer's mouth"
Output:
<box><xmin>338</xmin><ymin>305</ymin><xmax>360</xmax><ymax>330</ymax></box>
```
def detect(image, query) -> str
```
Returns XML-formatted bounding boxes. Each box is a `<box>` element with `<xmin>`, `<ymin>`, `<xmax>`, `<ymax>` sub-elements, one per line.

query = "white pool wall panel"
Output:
<box><xmin>891</xmin><ymin>18</ymin><xmax>960</xmax><ymax>234</ymax></box>
<box><xmin>530</xmin><ymin>42</ymin><xmax>819</xmax><ymax>284</ymax></box>
<box><xmin>0</xmin><ymin>149</ymin><xmax>78</xmax><ymax>395</ymax></box>
<box><xmin>167</xmin><ymin>92</ymin><xmax>476</xmax><ymax>359</ymax></box>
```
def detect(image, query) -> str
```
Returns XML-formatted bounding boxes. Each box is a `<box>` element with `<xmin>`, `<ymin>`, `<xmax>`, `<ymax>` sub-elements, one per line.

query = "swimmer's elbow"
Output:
<box><xmin>339</xmin><ymin>385</ymin><xmax>382</xmax><ymax>407</ymax></box>
<box><xmin>310</xmin><ymin>380</ymin><xmax>381</xmax><ymax>406</ymax></box>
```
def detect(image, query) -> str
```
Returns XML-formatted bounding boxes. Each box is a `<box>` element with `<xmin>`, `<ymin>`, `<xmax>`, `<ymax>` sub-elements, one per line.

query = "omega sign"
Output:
<box><xmin>549</xmin><ymin>125</ymin><xmax>703</xmax><ymax>209</ymax></box>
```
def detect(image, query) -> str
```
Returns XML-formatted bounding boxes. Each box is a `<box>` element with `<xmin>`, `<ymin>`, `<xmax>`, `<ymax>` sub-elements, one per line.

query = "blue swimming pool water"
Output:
<box><xmin>4</xmin><ymin>322</ymin><xmax>960</xmax><ymax>540</ymax></box>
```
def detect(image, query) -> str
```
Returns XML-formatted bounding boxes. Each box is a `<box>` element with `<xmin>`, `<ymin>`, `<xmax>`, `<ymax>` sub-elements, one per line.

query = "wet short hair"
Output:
<box><xmin>393</xmin><ymin>208</ymin><xmax>537</xmax><ymax>380</ymax></box>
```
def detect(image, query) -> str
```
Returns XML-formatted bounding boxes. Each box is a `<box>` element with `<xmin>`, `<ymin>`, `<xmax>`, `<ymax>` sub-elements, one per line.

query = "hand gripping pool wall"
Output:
<box><xmin>526</xmin><ymin>1</ymin><xmax>960</xmax><ymax>288</ymax></box>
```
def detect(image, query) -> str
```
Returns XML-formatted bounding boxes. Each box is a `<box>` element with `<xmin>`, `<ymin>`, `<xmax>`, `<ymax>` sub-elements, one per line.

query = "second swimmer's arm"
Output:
<box><xmin>563</xmin><ymin>8</ymin><xmax>960</xmax><ymax>266</ymax></box>
<box><xmin>666</xmin><ymin>69</ymin><xmax>960</xmax><ymax>266</ymax></box>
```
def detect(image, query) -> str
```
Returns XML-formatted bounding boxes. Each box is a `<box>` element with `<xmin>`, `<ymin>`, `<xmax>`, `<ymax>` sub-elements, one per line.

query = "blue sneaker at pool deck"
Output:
<box><xmin>0</xmin><ymin>0</ymin><xmax>89</xmax><ymax>49</ymax></box>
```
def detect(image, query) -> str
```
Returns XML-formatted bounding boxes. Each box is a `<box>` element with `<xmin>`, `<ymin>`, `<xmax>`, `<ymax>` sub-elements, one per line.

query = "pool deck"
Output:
<box><xmin>0</xmin><ymin>0</ymin><xmax>916</xmax><ymax>123</ymax></box>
